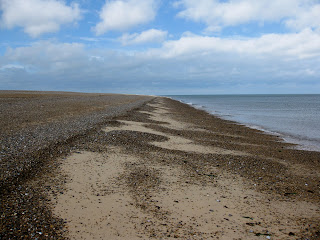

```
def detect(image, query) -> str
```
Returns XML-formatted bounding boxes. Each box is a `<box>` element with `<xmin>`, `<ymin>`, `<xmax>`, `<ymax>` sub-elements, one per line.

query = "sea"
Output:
<box><xmin>167</xmin><ymin>94</ymin><xmax>320</xmax><ymax>152</ymax></box>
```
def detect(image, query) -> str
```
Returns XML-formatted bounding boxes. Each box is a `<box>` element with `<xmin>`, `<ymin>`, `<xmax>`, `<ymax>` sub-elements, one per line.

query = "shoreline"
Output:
<box><xmin>1</xmin><ymin>92</ymin><xmax>319</xmax><ymax>239</ymax></box>
<box><xmin>171</xmin><ymin>97</ymin><xmax>320</xmax><ymax>153</ymax></box>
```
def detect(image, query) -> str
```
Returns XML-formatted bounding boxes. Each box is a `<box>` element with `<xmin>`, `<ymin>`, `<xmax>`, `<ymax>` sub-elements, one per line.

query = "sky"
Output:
<box><xmin>0</xmin><ymin>0</ymin><xmax>320</xmax><ymax>95</ymax></box>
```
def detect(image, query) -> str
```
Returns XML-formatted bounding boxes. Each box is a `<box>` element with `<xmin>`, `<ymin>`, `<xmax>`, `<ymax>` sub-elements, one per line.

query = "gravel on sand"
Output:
<box><xmin>1</xmin><ymin>91</ymin><xmax>319</xmax><ymax>239</ymax></box>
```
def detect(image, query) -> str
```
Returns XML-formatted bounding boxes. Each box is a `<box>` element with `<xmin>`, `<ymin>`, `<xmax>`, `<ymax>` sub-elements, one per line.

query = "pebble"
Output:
<box><xmin>0</xmin><ymin>93</ymin><xmax>153</xmax><ymax>239</ymax></box>
<box><xmin>1</xmin><ymin>93</ymin><xmax>319</xmax><ymax>239</ymax></box>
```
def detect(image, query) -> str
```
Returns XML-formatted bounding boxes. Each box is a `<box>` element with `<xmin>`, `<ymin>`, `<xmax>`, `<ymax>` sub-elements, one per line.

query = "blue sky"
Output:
<box><xmin>0</xmin><ymin>0</ymin><xmax>320</xmax><ymax>95</ymax></box>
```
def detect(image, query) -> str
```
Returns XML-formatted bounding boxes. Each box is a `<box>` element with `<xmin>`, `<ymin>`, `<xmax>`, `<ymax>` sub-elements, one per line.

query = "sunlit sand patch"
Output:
<box><xmin>147</xmin><ymin>102</ymin><xmax>168</xmax><ymax>109</ymax></box>
<box><xmin>104</xmin><ymin>120</ymin><xmax>247</xmax><ymax>156</ymax></box>
<box><xmin>148</xmin><ymin>102</ymin><xmax>249</xmax><ymax>139</ymax></box>
<box><xmin>153</xmin><ymin>137</ymin><xmax>247</xmax><ymax>155</ymax></box>
<box><xmin>147</xmin><ymin>103</ymin><xmax>171</xmax><ymax>112</ymax></box>
<box><xmin>105</xmin><ymin>120</ymin><xmax>163</xmax><ymax>136</ymax></box>
<box><xmin>140</xmin><ymin>109</ymin><xmax>210</xmax><ymax>133</ymax></box>
<box><xmin>53</xmin><ymin>149</ymin><xmax>147</xmax><ymax>240</ymax></box>
<box><xmin>145</xmin><ymin>102</ymin><xmax>213</xmax><ymax>133</ymax></box>
<box><xmin>152</xmin><ymin>171</ymin><xmax>320</xmax><ymax>240</ymax></box>
<box><xmin>139</xmin><ymin>110</ymin><xmax>192</xmax><ymax>130</ymax></box>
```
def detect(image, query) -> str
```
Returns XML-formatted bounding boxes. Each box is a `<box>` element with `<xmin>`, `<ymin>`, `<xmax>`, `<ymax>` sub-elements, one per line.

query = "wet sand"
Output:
<box><xmin>1</xmin><ymin>92</ymin><xmax>319</xmax><ymax>239</ymax></box>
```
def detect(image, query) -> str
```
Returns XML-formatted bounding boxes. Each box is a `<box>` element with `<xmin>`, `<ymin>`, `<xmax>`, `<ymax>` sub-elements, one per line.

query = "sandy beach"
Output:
<box><xmin>1</xmin><ymin>91</ymin><xmax>319</xmax><ymax>239</ymax></box>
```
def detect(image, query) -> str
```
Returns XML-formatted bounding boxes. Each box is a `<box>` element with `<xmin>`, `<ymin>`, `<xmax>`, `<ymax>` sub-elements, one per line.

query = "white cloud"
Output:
<box><xmin>285</xmin><ymin>4</ymin><xmax>320</xmax><ymax>31</ymax></box>
<box><xmin>1</xmin><ymin>34</ymin><xmax>320</xmax><ymax>94</ymax></box>
<box><xmin>79</xmin><ymin>37</ymin><xmax>100</xmax><ymax>42</ymax></box>
<box><xmin>120</xmin><ymin>29</ymin><xmax>167</xmax><ymax>45</ymax></box>
<box><xmin>4</xmin><ymin>41</ymin><xmax>86</xmax><ymax>71</ymax></box>
<box><xmin>0</xmin><ymin>63</ymin><xmax>25</xmax><ymax>70</ymax></box>
<box><xmin>0</xmin><ymin>0</ymin><xmax>81</xmax><ymax>37</ymax></box>
<box><xmin>94</xmin><ymin>0</ymin><xmax>157</xmax><ymax>35</ymax></box>
<box><xmin>174</xmin><ymin>0</ymin><xmax>320</xmax><ymax>32</ymax></box>
<box><xmin>152</xmin><ymin>29</ymin><xmax>320</xmax><ymax>59</ymax></box>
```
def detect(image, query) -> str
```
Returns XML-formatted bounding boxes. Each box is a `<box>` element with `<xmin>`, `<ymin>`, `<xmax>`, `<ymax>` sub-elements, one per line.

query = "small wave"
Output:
<box><xmin>180</xmin><ymin>101</ymin><xmax>205</xmax><ymax>110</ymax></box>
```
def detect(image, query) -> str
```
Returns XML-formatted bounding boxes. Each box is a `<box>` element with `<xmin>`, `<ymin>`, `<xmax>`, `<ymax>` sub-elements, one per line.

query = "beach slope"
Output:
<box><xmin>1</xmin><ymin>92</ymin><xmax>319</xmax><ymax>239</ymax></box>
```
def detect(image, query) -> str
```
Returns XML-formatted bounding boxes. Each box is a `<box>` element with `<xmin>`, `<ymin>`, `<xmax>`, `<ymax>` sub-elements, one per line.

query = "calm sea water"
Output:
<box><xmin>168</xmin><ymin>95</ymin><xmax>320</xmax><ymax>152</ymax></box>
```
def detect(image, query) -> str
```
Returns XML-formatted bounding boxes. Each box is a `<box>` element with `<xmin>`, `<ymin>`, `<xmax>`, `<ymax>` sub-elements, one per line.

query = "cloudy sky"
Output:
<box><xmin>0</xmin><ymin>0</ymin><xmax>320</xmax><ymax>95</ymax></box>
